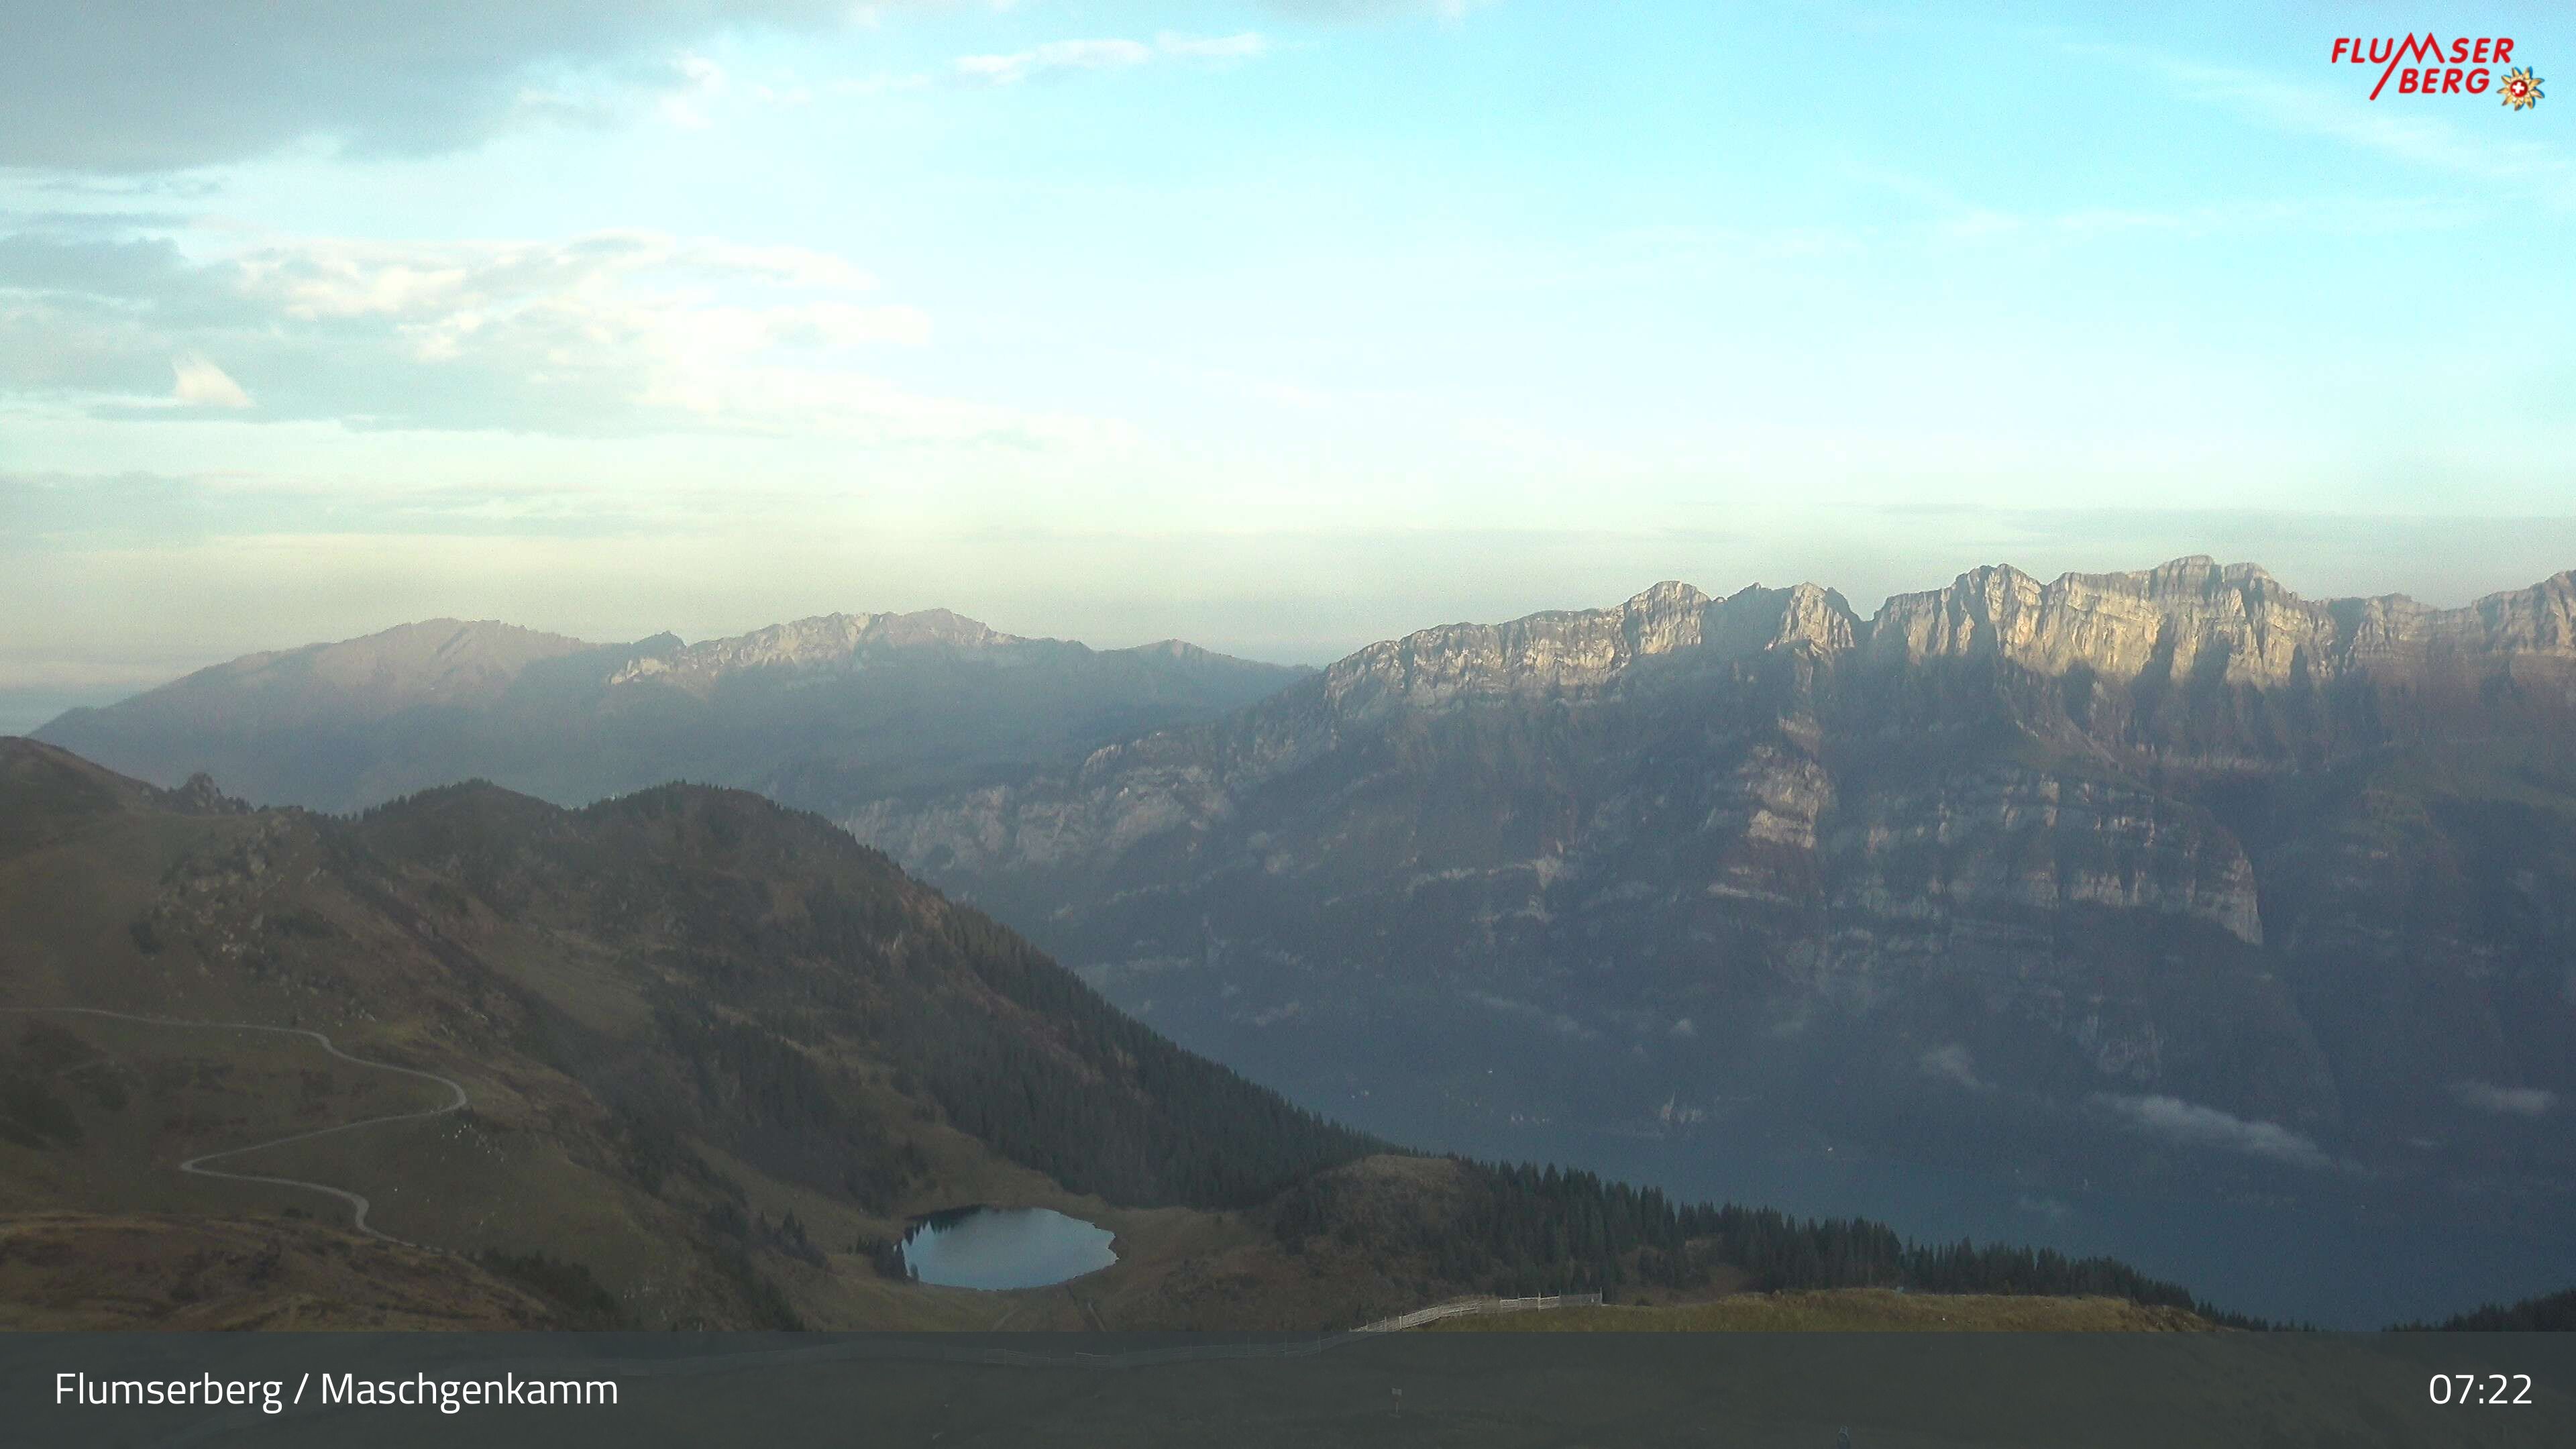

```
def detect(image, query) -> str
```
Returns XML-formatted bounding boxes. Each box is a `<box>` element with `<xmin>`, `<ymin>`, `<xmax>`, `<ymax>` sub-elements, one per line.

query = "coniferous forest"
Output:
<box><xmin>1270</xmin><ymin>1159</ymin><xmax>2277</xmax><ymax>1327</ymax></box>
<box><xmin>2406</xmin><ymin>1287</ymin><xmax>2576</xmax><ymax>1332</ymax></box>
<box><xmin>219</xmin><ymin>773</ymin><xmax>2280</xmax><ymax>1327</ymax></box>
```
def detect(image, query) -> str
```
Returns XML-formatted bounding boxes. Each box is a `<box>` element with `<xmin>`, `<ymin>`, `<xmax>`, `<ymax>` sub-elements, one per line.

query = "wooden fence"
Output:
<box><xmin>1355</xmin><ymin>1291</ymin><xmax>1605</xmax><ymax>1335</ymax></box>
<box><xmin>528</xmin><ymin>1291</ymin><xmax>1613</xmax><ymax>1381</ymax></box>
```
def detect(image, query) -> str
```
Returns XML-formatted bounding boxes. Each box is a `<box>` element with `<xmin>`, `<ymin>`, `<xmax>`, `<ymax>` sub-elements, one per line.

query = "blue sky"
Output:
<box><xmin>3</xmin><ymin>1</ymin><xmax>2572</xmax><ymax>725</ymax></box>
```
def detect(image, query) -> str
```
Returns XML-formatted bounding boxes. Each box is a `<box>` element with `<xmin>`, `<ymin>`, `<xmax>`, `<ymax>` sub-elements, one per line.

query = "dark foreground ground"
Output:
<box><xmin>7</xmin><ymin>1330</ymin><xmax>2568</xmax><ymax>1448</ymax></box>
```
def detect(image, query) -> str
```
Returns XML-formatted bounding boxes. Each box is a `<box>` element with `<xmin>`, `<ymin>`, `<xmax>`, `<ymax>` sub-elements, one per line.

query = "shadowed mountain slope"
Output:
<box><xmin>35</xmin><ymin>610</ymin><xmax>1307</xmax><ymax>816</ymax></box>
<box><xmin>847</xmin><ymin>559</ymin><xmax>2576</xmax><ymax>1216</ymax></box>
<box><xmin>0</xmin><ymin>738</ymin><xmax>2241</xmax><ymax>1330</ymax></box>
<box><xmin>0</xmin><ymin>736</ymin><xmax>1373</xmax><ymax>1328</ymax></box>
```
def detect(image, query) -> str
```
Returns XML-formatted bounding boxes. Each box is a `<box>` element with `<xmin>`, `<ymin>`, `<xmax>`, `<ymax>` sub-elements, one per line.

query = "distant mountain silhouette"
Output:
<box><xmin>34</xmin><ymin>610</ymin><xmax>1308</xmax><ymax>815</ymax></box>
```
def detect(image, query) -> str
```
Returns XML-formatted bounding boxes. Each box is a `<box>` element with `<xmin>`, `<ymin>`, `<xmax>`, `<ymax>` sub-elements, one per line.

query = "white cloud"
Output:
<box><xmin>957</xmin><ymin>39</ymin><xmax>1156</xmax><ymax>86</ymax></box>
<box><xmin>1919</xmin><ymin>1042</ymin><xmax>1989</xmax><ymax>1092</ymax></box>
<box><xmin>519</xmin><ymin>50</ymin><xmax>821</xmax><ymax>133</ymax></box>
<box><xmin>2450</xmin><ymin>1081</ymin><xmax>2556</xmax><ymax>1118</ymax></box>
<box><xmin>1157</xmin><ymin>32</ymin><xmax>1271</xmax><ymax>62</ymax></box>
<box><xmin>954</xmin><ymin>33</ymin><xmax>1275</xmax><ymax>86</ymax></box>
<box><xmin>0</xmin><ymin>227</ymin><xmax>1142</xmax><ymax>449</ymax></box>
<box><xmin>658</xmin><ymin>53</ymin><xmax>728</xmax><ymax>128</ymax></box>
<box><xmin>170</xmin><ymin>354</ymin><xmax>251</xmax><ymax>409</ymax></box>
<box><xmin>1263</xmin><ymin>0</ymin><xmax>1497</xmax><ymax>19</ymax></box>
<box><xmin>0</xmin><ymin>1</ymin><xmax>871</xmax><ymax>172</ymax></box>
<box><xmin>2095</xmin><ymin>1093</ymin><xmax>2333</xmax><ymax>1171</ymax></box>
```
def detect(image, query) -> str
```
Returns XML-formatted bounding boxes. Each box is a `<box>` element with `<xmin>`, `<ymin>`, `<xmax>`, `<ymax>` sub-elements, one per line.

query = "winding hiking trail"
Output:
<box><xmin>1</xmin><ymin>1006</ymin><xmax>467</xmax><ymax>1246</ymax></box>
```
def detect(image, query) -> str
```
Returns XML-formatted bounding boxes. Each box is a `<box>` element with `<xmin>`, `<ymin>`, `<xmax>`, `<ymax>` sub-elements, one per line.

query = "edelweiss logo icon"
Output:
<box><xmin>2498</xmin><ymin>66</ymin><xmax>2544</xmax><ymax>109</ymax></box>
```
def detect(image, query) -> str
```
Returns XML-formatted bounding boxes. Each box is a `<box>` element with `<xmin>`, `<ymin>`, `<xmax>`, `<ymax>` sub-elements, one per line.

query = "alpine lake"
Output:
<box><xmin>898</xmin><ymin>1206</ymin><xmax>1118</xmax><ymax>1290</ymax></box>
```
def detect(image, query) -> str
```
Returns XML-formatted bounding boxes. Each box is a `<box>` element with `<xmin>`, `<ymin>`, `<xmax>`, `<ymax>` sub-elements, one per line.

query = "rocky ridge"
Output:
<box><xmin>1862</xmin><ymin>557</ymin><xmax>2576</xmax><ymax>684</ymax></box>
<box><xmin>605</xmin><ymin>609</ymin><xmax>1018</xmax><ymax>690</ymax></box>
<box><xmin>845</xmin><ymin>559</ymin><xmax>2576</xmax><ymax>1210</ymax></box>
<box><xmin>34</xmin><ymin>609</ymin><xmax>1307</xmax><ymax>816</ymax></box>
<box><xmin>1319</xmin><ymin>557</ymin><xmax>2576</xmax><ymax>714</ymax></box>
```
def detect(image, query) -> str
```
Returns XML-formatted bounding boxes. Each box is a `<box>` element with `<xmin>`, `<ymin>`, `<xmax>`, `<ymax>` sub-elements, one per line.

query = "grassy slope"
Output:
<box><xmin>0</xmin><ymin>741</ymin><xmax>1416</xmax><ymax>1330</ymax></box>
<box><xmin>0</xmin><ymin>1212</ymin><xmax>570</xmax><ymax>1330</ymax></box>
<box><xmin>0</xmin><ymin>739</ymin><xmax>2245</xmax><ymax>1333</ymax></box>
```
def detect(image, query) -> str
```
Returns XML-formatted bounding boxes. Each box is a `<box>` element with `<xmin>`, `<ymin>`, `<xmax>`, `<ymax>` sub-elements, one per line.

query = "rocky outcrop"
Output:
<box><xmin>1824</xmin><ymin>769</ymin><xmax>2265</xmax><ymax>949</ymax></box>
<box><xmin>848</xmin><ymin>559</ymin><xmax>2576</xmax><ymax>1203</ymax></box>
<box><xmin>606</xmin><ymin>609</ymin><xmax>1014</xmax><ymax>691</ymax></box>
<box><xmin>1305</xmin><ymin>558</ymin><xmax>2576</xmax><ymax>716</ymax></box>
<box><xmin>1863</xmin><ymin>556</ymin><xmax>2576</xmax><ymax>688</ymax></box>
<box><xmin>1306</xmin><ymin>581</ymin><xmax>1868</xmax><ymax>724</ymax></box>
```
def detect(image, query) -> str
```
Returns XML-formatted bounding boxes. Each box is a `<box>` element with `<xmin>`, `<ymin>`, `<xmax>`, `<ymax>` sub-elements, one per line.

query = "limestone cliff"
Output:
<box><xmin>1864</xmin><ymin>556</ymin><xmax>2576</xmax><ymax>686</ymax></box>
<box><xmin>606</xmin><ymin>608</ymin><xmax>1016</xmax><ymax>692</ymax></box>
<box><xmin>849</xmin><ymin>560</ymin><xmax>2576</xmax><ymax>1206</ymax></box>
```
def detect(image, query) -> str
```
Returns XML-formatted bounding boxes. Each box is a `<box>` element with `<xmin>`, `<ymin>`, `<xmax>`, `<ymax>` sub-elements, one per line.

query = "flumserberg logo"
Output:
<box><xmin>2328</xmin><ymin>34</ymin><xmax>2542</xmax><ymax>106</ymax></box>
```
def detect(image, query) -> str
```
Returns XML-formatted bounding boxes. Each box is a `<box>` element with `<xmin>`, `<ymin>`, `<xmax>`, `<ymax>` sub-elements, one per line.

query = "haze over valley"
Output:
<box><xmin>26</xmin><ymin>554</ymin><xmax>2576</xmax><ymax>1325</ymax></box>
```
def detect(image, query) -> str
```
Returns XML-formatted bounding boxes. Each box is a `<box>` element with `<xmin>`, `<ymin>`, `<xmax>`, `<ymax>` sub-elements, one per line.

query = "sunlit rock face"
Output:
<box><xmin>1865</xmin><ymin>556</ymin><xmax>2576</xmax><ymax>686</ymax></box>
<box><xmin>852</xmin><ymin>561</ymin><xmax>2576</xmax><ymax>1204</ymax></box>
<box><xmin>606</xmin><ymin>609</ymin><xmax>1012</xmax><ymax>692</ymax></box>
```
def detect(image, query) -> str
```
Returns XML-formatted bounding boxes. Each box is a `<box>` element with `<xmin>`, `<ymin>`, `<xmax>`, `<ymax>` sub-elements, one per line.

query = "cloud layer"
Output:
<box><xmin>0</xmin><ymin>1</ymin><xmax>863</xmax><ymax>172</ymax></box>
<box><xmin>2449</xmin><ymin>1081</ymin><xmax>2557</xmax><ymax>1118</ymax></box>
<box><xmin>2094</xmin><ymin>1093</ymin><xmax>2333</xmax><ymax>1171</ymax></box>
<box><xmin>1918</xmin><ymin>1043</ymin><xmax>1991</xmax><ymax>1092</ymax></box>
<box><xmin>0</xmin><ymin>3</ymin><xmax>1477</xmax><ymax>172</ymax></box>
<box><xmin>0</xmin><ymin>225</ymin><xmax>1128</xmax><ymax>445</ymax></box>
<box><xmin>169</xmin><ymin>354</ymin><xmax>253</xmax><ymax>409</ymax></box>
<box><xmin>953</xmin><ymin>33</ymin><xmax>1271</xmax><ymax>86</ymax></box>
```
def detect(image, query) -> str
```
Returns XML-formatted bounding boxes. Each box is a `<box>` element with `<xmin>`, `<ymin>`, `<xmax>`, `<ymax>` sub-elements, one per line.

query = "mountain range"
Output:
<box><xmin>30</xmin><ymin>557</ymin><xmax>2576</xmax><ymax>1238</ymax></box>
<box><xmin>843</xmin><ymin>559</ymin><xmax>2576</xmax><ymax>1216</ymax></box>
<box><xmin>0</xmin><ymin>739</ymin><xmax>2220</xmax><ymax>1330</ymax></box>
<box><xmin>34</xmin><ymin>610</ymin><xmax>1303</xmax><ymax>816</ymax></box>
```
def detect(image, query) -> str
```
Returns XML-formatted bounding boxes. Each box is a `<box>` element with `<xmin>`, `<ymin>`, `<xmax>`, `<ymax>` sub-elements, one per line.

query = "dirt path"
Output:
<box><xmin>1</xmin><ymin>1006</ymin><xmax>468</xmax><ymax>1245</ymax></box>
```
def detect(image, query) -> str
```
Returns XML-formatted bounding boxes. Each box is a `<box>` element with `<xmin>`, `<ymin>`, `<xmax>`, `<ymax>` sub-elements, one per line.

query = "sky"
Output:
<box><xmin>5</xmin><ymin>1</ymin><xmax>2573</xmax><ymax>729</ymax></box>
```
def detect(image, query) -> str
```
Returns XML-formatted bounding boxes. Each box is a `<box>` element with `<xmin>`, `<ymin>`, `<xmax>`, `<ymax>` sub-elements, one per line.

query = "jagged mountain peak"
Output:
<box><xmin>1051</xmin><ymin>559</ymin><xmax>2576</xmax><ymax>790</ymax></box>
<box><xmin>2053</xmin><ymin>555</ymin><xmax>2283</xmax><ymax>600</ymax></box>
<box><xmin>1713</xmin><ymin>581</ymin><xmax>1863</xmax><ymax>657</ymax></box>
<box><xmin>859</xmin><ymin>606</ymin><xmax>1014</xmax><ymax>651</ymax></box>
<box><xmin>604</xmin><ymin>608</ymin><xmax>1028</xmax><ymax>688</ymax></box>
<box><xmin>1864</xmin><ymin>557</ymin><xmax>2576</xmax><ymax>684</ymax></box>
<box><xmin>1907</xmin><ymin>557</ymin><xmax>2287</xmax><ymax>616</ymax></box>
<box><xmin>841</xmin><ymin>555</ymin><xmax>2576</xmax><ymax>1243</ymax></box>
<box><xmin>1313</xmin><ymin>578</ymin><xmax>1856</xmax><ymax>716</ymax></box>
<box><xmin>1620</xmin><ymin>578</ymin><xmax>1711</xmax><ymax>611</ymax></box>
